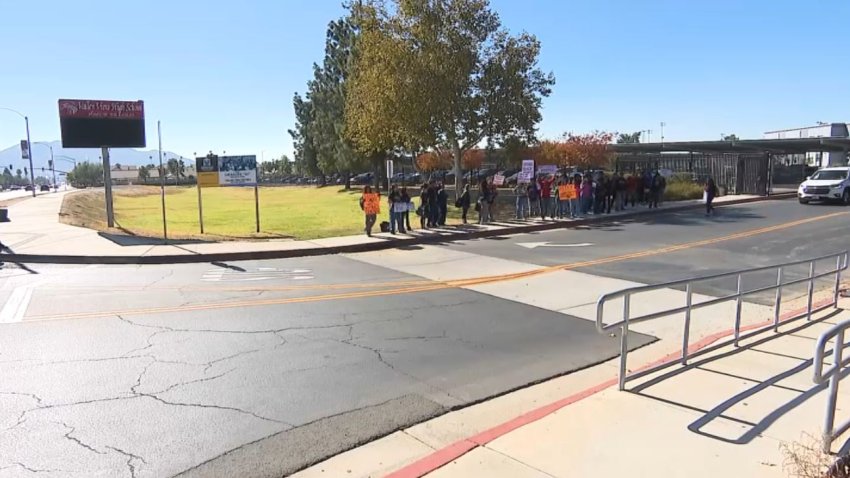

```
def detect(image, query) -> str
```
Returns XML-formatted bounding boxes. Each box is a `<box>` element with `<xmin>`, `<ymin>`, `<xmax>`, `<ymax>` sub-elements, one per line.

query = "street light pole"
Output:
<box><xmin>24</xmin><ymin>117</ymin><xmax>35</xmax><ymax>197</ymax></box>
<box><xmin>0</xmin><ymin>107</ymin><xmax>36</xmax><ymax>197</ymax></box>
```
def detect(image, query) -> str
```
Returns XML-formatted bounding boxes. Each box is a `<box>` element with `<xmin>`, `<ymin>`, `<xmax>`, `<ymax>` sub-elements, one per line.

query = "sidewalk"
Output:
<box><xmin>0</xmin><ymin>190</ymin><xmax>787</xmax><ymax>263</ymax></box>
<box><xmin>293</xmin><ymin>294</ymin><xmax>850</xmax><ymax>478</ymax></box>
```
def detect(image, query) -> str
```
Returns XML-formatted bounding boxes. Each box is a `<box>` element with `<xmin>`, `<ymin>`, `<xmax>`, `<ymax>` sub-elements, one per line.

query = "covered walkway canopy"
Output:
<box><xmin>609</xmin><ymin>137</ymin><xmax>850</xmax><ymax>154</ymax></box>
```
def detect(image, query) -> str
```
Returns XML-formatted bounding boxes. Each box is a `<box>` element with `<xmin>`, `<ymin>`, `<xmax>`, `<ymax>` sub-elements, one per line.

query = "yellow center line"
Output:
<box><xmin>21</xmin><ymin>211</ymin><xmax>847</xmax><ymax>323</ymax></box>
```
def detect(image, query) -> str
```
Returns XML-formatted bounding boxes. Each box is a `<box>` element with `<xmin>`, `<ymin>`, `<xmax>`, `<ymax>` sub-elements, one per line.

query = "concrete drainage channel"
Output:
<box><xmin>1</xmin><ymin>193</ymin><xmax>796</xmax><ymax>265</ymax></box>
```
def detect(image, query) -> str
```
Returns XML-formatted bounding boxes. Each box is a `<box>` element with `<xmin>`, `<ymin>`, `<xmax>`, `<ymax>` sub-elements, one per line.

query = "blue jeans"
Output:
<box><xmin>569</xmin><ymin>198</ymin><xmax>579</xmax><ymax>217</ymax></box>
<box><xmin>558</xmin><ymin>199</ymin><xmax>569</xmax><ymax>218</ymax></box>
<box><xmin>390</xmin><ymin>209</ymin><xmax>406</xmax><ymax>233</ymax></box>
<box><xmin>516</xmin><ymin>197</ymin><xmax>529</xmax><ymax>219</ymax></box>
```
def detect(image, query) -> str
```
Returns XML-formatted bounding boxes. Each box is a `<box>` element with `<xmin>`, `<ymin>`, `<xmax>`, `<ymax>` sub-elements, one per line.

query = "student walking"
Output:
<box><xmin>418</xmin><ymin>184</ymin><xmax>431</xmax><ymax>229</ymax></box>
<box><xmin>515</xmin><ymin>182</ymin><xmax>529</xmax><ymax>219</ymax></box>
<box><xmin>527</xmin><ymin>181</ymin><xmax>540</xmax><ymax>218</ymax></box>
<box><xmin>705</xmin><ymin>177</ymin><xmax>718</xmax><ymax>215</ymax></box>
<box><xmin>648</xmin><ymin>172</ymin><xmax>662</xmax><ymax>209</ymax></box>
<box><xmin>359</xmin><ymin>185</ymin><xmax>379</xmax><ymax>236</ymax></box>
<box><xmin>437</xmin><ymin>183</ymin><xmax>449</xmax><ymax>226</ymax></box>
<box><xmin>626</xmin><ymin>174</ymin><xmax>638</xmax><ymax>208</ymax></box>
<box><xmin>457</xmin><ymin>184</ymin><xmax>471</xmax><ymax>224</ymax></box>
<box><xmin>400</xmin><ymin>187</ymin><xmax>413</xmax><ymax>231</ymax></box>
<box><xmin>388</xmin><ymin>184</ymin><xmax>405</xmax><ymax>234</ymax></box>
<box><xmin>477</xmin><ymin>179</ymin><xmax>492</xmax><ymax>225</ymax></box>
<box><xmin>539</xmin><ymin>175</ymin><xmax>554</xmax><ymax>220</ymax></box>
<box><xmin>613</xmin><ymin>173</ymin><xmax>626</xmax><ymax>212</ymax></box>
<box><xmin>427</xmin><ymin>182</ymin><xmax>440</xmax><ymax>227</ymax></box>
<box><xmin>580</xmin><ymin>176</ymin><xmax>593</xmax><ymax>216</ymax></box>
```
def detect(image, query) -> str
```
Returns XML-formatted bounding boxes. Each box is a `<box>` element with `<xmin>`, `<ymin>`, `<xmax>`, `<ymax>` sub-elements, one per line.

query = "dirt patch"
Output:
<box><xmin>59</xmin><ymin>189</ymin><xmax>108</xmax><ymax>230</ymax></box>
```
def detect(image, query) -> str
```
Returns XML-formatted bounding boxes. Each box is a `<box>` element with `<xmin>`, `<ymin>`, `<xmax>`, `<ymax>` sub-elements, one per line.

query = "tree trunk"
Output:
<box><xmin>344</xmin><ymin>171</ymin><xmax>351</xmax><ymax>190</ymax></box>
<box><xmin>452</xmin><ymin>141</ymin><xmax>463</xmax><ymax>192</ymax></box>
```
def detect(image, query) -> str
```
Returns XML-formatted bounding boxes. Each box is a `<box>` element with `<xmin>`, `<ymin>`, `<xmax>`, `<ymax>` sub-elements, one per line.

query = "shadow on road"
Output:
<box><xmin>98</xmin><ymin>231</ymin><xmax>211</xmax><ymax>246</ymax></box>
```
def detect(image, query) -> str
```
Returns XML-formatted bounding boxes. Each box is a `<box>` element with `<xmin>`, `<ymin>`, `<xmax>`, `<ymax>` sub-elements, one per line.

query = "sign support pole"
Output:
<box><xmin>157</xmin><ymin>121</ymin><xmax>167</xmax><ymax>240</ymax></box>
<box><xmin>254</xmin><ymin>183</ymin><xmax>260</xmax><ymax>233</ymax></box>
<box><xmin>101</xmin><ymin>146</ymin><xmax>115</xmax><ymax>227</ymax></box>
<box><xmin>197</xmin><ymin>185</ymin><xmax>204</xmax><ymax>234</ymax></box>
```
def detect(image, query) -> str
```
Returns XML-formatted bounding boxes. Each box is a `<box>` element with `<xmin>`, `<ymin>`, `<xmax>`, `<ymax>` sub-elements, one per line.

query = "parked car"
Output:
<box><xmin>39</xmin><ymin>184</ymin><xmax>50</xmax><ymax>192</ymax></box>
<box><xmin>24</xmin><ymin>185</ymin><xmax>33</xmax><ymax>191</ymax></box>
<box><xmin>798</xmin><ymin>167</ymin><xmax>850</xmax><ymax>204</ymax></box>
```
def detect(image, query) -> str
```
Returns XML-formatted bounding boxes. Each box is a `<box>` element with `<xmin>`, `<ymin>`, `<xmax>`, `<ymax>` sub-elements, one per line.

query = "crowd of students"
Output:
<box><xmin>360</xmin><ymin>170</ymin><xmax>696</xmax><ymax>236</ymax></box>
<box><xmin>510</xmin><ymin>170</ymin><xmax>669</xmax><ymax>221</ymax></box>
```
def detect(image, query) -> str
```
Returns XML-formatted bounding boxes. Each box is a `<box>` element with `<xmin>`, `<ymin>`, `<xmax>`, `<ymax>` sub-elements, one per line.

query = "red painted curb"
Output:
<box><xmin>384</xmin><ymin>296</ymin><xmax>834</xmax><ymax>478</ymax></box>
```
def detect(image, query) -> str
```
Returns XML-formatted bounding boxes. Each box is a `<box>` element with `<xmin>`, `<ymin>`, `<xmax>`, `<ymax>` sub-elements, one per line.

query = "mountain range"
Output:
<box><xmin>0</xmin><ymin>141</ymin><xmax>189</xmax><ymax>172</ymax></box>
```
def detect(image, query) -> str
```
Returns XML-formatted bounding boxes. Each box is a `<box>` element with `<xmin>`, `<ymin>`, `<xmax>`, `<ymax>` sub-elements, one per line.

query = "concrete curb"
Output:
<box><xmin>2</xmin><ymin>193</ymin><xmax>796</xmax><ymax>265</ymax></box>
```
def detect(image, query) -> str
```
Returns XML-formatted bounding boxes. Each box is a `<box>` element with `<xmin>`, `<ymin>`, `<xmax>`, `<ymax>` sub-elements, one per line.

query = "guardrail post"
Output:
<box><xmin>734</xmin><ymin>274</ymin><xmax>744</xmax><ymax>347</ymax></box>
<box><xmin>773</xmin><ymin>267</ymin><xmax>784</xmax><ymax>332</ymax></box>
<box><xmin>682</xmin><ymin>284</ymin><xmax>693</xmax><ymax>365</ymax></box>
<box><xmin>807</xmin><ymin>261</ymin><xmax>816</xmax><ymax>321</ymax></box>
<box><xmin>834</xmin><ymin>255</ymin><xmax>843</xmax><ymax>308</ymax></box>
<box><xmin>823</xmin><ymin>330</ymin><xmax>845</xmax><ymax>454</ymax></box>
<box><xmin>618</xmin><ymin>293</ymin><xmax>631</xmax><ymax>391</ymax></box>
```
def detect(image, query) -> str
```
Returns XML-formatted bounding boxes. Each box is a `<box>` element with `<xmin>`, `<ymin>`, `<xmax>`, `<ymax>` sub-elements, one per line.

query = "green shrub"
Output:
<box><xmin>664</xmin><ymin>177</ymin><xmax>704</xmax><ymax>201</ymax></box>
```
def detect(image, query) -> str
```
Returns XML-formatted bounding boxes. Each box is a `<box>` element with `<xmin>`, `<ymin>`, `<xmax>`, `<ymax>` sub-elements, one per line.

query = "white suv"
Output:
<box><xmin>798</xmin><ymin>167</ymin><xmax>850</xmax><ymax>204</ymax></box>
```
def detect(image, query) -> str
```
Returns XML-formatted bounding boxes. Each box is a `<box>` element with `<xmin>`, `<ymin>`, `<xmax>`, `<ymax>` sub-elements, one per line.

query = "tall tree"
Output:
<box><xmin>722</xmin><ymin>133</ymin><xmax>739</xmax><ymax>141</ymax></box>
<box><xmin>289</xmin><ymin>93</ymin><xmax>322</xmax><ymax>181</ymax></box>
<box><xmin>346</xmin><ymin>0</ymin><xmax>555</xmax><ymax>191</ymax></box>
<box><xmin>616</xmin><ymin>131</ymin><xmax>642</xmax><ymax>144</ymax></box>
<box><xmin>308</xmin><ymin>15</ymin><xmax>368</xmax><ymax>189</ymax></box>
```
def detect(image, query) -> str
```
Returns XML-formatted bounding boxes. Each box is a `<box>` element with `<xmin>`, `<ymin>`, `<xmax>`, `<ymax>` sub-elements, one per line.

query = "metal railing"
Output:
<box><xmin>813</xmin><ymin>319</ymin><xmax>850</xmax><ymax>453</ymax></box>
<box><xmin>596</xmin><ymin>251</ymin><xmax>848</xmax><ymax>391</ymax></box>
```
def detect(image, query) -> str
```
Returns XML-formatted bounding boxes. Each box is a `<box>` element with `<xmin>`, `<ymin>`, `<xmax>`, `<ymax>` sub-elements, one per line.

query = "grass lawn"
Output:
<box><xmin>69</xmin><ymin>185</ymin><xmax>466</xmax><ymax>240</ymax></box>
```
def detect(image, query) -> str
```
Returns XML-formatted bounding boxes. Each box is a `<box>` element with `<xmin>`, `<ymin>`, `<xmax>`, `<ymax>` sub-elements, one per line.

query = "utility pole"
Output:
<box><xmin>660</xmin><ymin>122</ymin><xmax>666</xmax><ymax>146</ymax></box>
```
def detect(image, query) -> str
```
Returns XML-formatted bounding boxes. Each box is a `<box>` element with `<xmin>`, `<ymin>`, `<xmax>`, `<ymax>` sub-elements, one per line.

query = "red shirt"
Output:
<box><xmin>539</xmin><ymin>179</ymin><xmax>554</xmax><ymax>198</ymax></box>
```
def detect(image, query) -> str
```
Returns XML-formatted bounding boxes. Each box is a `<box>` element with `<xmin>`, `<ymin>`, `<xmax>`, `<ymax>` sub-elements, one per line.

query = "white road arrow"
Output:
<box><xmin>516</xmin><ymin>242</ymin><xmax>594</xmax><ymax>249</ymax></box>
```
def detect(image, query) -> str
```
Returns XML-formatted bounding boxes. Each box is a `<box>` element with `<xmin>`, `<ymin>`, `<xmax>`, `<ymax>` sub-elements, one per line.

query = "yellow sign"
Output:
<box><xmin>558</xmin><ymin>184</ymin><xmax>576</xmax><ymax>200</ymax></box>
<box><xmin>198</xmin><ymin>171</ymin><xmax>220</xmax><ymax>188</ymax></box>
<box><xmin>362</xmin><ymin>193</ymin><xmax>380</xmax><ymax>215</ymax></box>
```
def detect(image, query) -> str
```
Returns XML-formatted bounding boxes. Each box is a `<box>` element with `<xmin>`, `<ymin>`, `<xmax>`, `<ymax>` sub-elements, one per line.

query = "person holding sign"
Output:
<box><xmin>360</xmin><ymin>185</ymin><xmax>380</xmax><ymax>237</ymax></box>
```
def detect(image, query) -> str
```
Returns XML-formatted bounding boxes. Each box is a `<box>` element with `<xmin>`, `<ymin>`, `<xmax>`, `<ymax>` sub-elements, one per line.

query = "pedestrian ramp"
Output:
<box><xmin>422</xmin><ymin>307</ymin><xmax>850</xmax><ymax>478</ymax></box>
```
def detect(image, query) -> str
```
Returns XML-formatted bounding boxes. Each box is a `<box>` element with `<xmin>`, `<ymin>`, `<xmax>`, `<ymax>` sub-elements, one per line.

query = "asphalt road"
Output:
<box><xmin>0</xmin><ymin>198</ymin><xmax>845</xmax><ymax>477</ymax></box>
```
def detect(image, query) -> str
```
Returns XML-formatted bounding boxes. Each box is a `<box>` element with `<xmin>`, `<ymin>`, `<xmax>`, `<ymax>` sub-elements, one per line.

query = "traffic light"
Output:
<box><xmin>48</xmin><ymin>160</ymin><xmax>53</xmax><ymax>169</ymax></box>
<box><xmin>24</xmin><ymin>167</ymin><xmax>27</xmax><ymax>176</ymax></box>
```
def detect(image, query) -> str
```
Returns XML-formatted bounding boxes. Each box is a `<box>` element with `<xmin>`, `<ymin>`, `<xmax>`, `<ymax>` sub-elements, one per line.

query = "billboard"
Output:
<box><xmin>196</xmin><ymin>155</ymin><xmax>257</xmax><ymax>187</ymax></box>
<box><xmin>58</xmin><ymin>99</ymin><xmax>146</xmax><ymax>148</ymax></box>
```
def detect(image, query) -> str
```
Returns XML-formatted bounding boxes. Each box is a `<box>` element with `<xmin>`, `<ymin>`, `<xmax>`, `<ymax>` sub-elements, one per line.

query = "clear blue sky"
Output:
<box><xmin>1</xmin><ymin>0</ymin><xmax>848</xmax><ymax>163</ymax></box>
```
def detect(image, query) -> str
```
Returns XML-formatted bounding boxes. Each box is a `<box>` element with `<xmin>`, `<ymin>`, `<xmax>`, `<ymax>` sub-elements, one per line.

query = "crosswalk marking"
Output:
<box><xmin>0</xmin><ymin>286</ymin><xmax>34</xmax><ymax>323</ymax></box>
